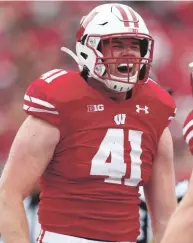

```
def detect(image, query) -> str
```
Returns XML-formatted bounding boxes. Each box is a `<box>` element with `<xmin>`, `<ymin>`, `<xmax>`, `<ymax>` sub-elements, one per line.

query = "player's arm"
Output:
<box><xmin>0</xmin><ymin>115</ymin><xmax>60</xmax><ymax>243</ymax></box>
<box><xmin>160</xmin><ymin>107</ymin><xmax>193</xmax><ymax>243</ymax></box>
<box><xmin>143</xmin><ymin>127</ymin><xmax>177</xmax><ymax>243</ymax></box>
<box><xmin>160</xmin><ymin>171</ymin><xmax>193</xmax><ymax>243</ymax></box>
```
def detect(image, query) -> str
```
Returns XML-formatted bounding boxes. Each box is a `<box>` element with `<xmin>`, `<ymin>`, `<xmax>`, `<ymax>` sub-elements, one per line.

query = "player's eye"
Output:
<box><xmin>112</xmin><ymin>45</ymin><xmax>124</xmax><ymax>48</ymax></box>
<box><xmin>132</xmin><ymin>45</ymin><xmax>139</xmax><ymax>50</ymax></box>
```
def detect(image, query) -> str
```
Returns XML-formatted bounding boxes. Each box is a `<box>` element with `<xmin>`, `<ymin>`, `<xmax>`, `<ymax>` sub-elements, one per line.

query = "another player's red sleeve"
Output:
<box><xmin>23</xmin><ymin>80</ymin><xmax>61</xmax><ymax>127</ymax></box>
<box><xmin>183</xmin><ymin>110</ymin><xmax>193</xmax><ymax>154</ymax></box>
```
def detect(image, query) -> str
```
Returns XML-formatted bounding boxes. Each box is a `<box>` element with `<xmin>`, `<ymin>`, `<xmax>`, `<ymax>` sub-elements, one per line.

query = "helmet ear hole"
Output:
<box><xmin>80</xmin><ymin>52</ymin><xmax>88</xmax><ymax>60</ymax></box>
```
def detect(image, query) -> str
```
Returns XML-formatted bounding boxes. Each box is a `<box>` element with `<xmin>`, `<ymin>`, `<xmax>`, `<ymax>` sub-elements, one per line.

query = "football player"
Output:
<box><xmin>0</xmin><ymin>3</ymin><xmax>177</xmax><ymax>243</ymax></box>
<box><xmin>160</xmin><ymin>63</ymin><xmax>193</xmax><ymax>243</ymax></box>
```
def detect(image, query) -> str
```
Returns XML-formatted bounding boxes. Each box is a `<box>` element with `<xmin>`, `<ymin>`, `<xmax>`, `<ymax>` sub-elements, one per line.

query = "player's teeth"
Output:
<box><xmin>118</xmin><ymin>64</ymin><xmax>127</xmax><ymax>67</ymax></box>
<box><xmin>117</xmin><ymin>64</ymin><xmax>128</xmax><ymax>73</ymax></box>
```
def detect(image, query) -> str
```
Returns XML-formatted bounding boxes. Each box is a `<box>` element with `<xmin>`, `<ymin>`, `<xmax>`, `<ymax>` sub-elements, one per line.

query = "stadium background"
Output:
<box><xmin>0</xmin><ymin>1</ymin><xmax>193</xmax><ymax>243</ymax></box>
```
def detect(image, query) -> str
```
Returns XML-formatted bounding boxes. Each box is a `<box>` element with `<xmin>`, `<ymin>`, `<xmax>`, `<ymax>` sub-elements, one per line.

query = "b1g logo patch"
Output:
<box><xmin>87</xmin><ymin>104</ymin><xmax>104</xmax><ymax>112</ymax></box>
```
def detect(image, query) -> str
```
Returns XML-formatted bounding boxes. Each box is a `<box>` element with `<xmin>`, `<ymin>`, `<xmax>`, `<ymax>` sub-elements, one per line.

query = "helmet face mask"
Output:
<box><xmin>89</xmin><ymin>33</ymin><xmax>153</xmax><ymax>85</ymax></box>
<box><xmin>76</xmin><ymin>3</ymin><xmax>154</xmax><ymax>93</ymax></box>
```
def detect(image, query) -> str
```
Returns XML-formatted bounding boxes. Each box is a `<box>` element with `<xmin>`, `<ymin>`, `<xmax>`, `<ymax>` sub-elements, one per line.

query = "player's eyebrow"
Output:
<box><xmin>111</xmin><ymin>39</ymin><xmax>124</xmax><ymax>45</ymax></box>
<box><xmin>131</xmin><ymin>39</ymin><xmax>140</xmax><ymax>45</ymax></box>
<box><xmin>112</xmin><ymin>39</ymin><xmax>122</xmax><ymax>43</ymax></box>
<box><xmin>112</xmin><ymin>38</ymin><xmax>140</xmax><ymax>45</ymax></box>
<box><xmin>103</xmin><ymin>38</ymin><xmax>140</xmax><ymax>46</ymax></box>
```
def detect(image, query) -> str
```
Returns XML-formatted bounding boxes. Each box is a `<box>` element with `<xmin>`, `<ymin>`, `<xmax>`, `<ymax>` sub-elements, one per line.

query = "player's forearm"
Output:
<box><xmin>151</xmin><ymin>219</ymin><xmax>168</xmax><ymax>243</ymax></box>
<box><xmin>151</xmin><ymin>205</ymin><xmax>177</xmax><ymax>243</ymax></box>
<box><xmin>161</xmin><ymin>217</ymin><xmax>193</xmax><ymax>243</ymax></box>
<box><xmin>0</xmin><ymin>195</ymin><xmax>30</xmax><ymax>243</ymax></box>
<box><xmin>161</xmin><ymin>200</ymin><xmax>193</xmax><ymax>243</ymax></box>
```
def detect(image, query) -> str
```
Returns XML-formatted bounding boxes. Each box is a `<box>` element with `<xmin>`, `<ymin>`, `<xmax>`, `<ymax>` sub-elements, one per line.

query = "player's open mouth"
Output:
<box><xmin>117</xmin><ymin>63</ymin><xmax>133</xmax><ymax>74</ymax></box>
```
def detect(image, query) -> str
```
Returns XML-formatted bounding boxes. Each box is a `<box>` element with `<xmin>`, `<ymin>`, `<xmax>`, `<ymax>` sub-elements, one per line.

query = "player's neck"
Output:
<box><xmin>87</xmin><ymin>78</ymin><xmax>128</xmax><ymax>102</ymax></box>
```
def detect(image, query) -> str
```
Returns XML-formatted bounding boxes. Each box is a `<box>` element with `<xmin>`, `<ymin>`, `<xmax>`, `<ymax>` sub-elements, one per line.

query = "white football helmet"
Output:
<box><xmin>62</xmin><ymin>3</ymin><xmax>154</xmax><ymax>93</ymax></box>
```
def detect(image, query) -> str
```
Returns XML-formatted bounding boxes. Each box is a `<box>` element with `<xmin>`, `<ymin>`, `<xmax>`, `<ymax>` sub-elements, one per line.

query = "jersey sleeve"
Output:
<box><xmin>159</xmin><ymin>92</ymin><xmax>176</xmax><ymax>130</ymax></box>
<box><xmin>183</xmin><ymin>110</ymin><xmax>193</xmax><ymax>154</ymax></box>
<box><xmin>156</xmin><ymin>91</ymin><xmax>177</xmax><ymax>143</ymax></box>
<box><xmin>23</xmin><ymin>79</ymin><xmax>61</xmax><ymax>127</ymax></box>
<box><xmin>166</xmin><ymin>102</ymin><xmax>177</xmax><ymax>127</ymax></box>
<box><xmin>148</xmin><ymin>79</ymin><xmax>176</xmax><ymax>130</ymax></box>
<box><xmin>156</xmin><ymin>102</ymin><xmax>176</xmax><ymax>144</ymax></box>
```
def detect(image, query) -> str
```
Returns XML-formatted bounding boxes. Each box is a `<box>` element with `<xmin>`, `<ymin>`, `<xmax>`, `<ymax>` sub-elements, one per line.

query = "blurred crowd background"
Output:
<box><xmin>0</xmin><ymin>1</ymin><xmax>193</xmax><ymax>243</ymax></box>
<box><xmin>1</xmin><ymin>0</ymin><xmax>193</xmax><ymax>179</ymax></box>
<box><xmin>1</xmin><ymin>1</ymin><xmax>193</xmax><ymax>179</ymax></box>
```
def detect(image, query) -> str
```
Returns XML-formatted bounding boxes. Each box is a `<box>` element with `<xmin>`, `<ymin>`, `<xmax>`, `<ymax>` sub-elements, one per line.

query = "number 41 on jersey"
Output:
<box><xmin>90</xmin><ymin>128</ymin><xmax>143</xmax><ymax>187</ymax></box>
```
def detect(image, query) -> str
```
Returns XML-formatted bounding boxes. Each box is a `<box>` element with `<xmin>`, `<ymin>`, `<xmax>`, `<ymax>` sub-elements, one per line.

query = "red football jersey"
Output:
<box><xmin>23</xmin><ymin>69</ymin><xmax>176</xmax><ymax>242</ymax></box>
<box><xmin>183</xmin><ymin>110</ymin><xmax>193</xmax><ymax>153</ymax></box>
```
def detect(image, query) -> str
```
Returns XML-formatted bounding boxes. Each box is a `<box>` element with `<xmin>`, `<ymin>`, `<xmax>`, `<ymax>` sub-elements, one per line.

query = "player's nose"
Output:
<box><xmin>120</xmin><ymin>49</ymin><xmax>136</xmax><ymax>58</ymax></box>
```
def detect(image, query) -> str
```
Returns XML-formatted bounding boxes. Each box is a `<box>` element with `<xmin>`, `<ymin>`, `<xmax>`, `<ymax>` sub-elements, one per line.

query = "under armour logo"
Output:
<box><xmin>114</xmin><ymin>114</ymin><xmax>126</xmax><ymax>125</ymax></box>
<box><xmin>136</xmin><ymin>105</ymin><xmax>149</xmax><ymax>114</ymax></box>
